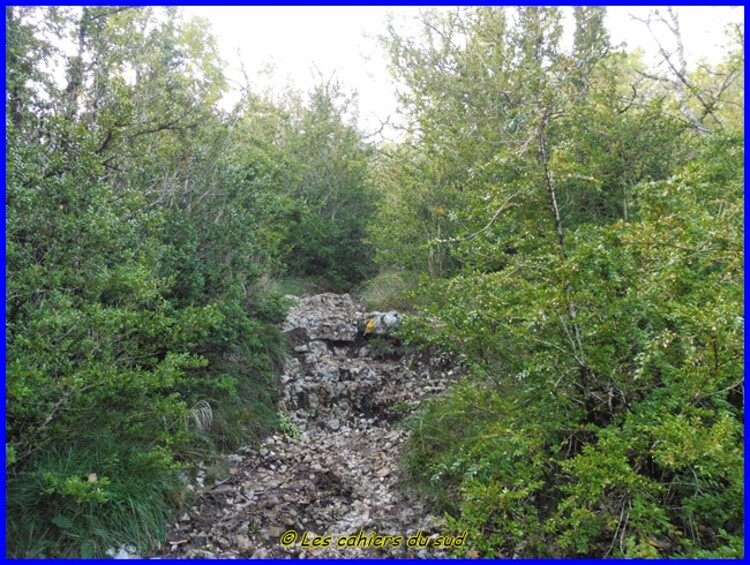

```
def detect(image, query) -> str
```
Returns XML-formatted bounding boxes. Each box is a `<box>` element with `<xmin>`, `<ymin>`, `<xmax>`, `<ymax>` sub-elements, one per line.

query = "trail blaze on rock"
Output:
<box><xmin>156</xmin><ymin>293</ymin><xmax>461</xmax><ymax>558</ymax></box>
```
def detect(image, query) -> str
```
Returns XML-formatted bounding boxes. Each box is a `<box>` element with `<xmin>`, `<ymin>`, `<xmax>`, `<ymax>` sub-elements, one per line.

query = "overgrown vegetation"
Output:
<box><xmin>5</xmin><ymin>5</ymin><xmax>743</xmax><ymax>558</ymax></box>
<box><xmin>374</xmin><ymin>7</ymin><xmax>744</xmax><ymax>558</ymax></box>
<box><xmin>5</xmin><ymin>6</ymin><xmax>377</xmax><ymax>557</ymax></box>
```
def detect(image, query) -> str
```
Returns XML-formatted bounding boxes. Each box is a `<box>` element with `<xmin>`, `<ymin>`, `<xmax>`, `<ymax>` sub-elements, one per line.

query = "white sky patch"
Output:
<box><xmin>184</xmin><ymin>6</ymin><xmax>407</xmax><ymax>137</ymax></box>
<box><xmin>183</xmin><ymin>6</ymin><xmax>743</xmax><ymax>139</ymax></box>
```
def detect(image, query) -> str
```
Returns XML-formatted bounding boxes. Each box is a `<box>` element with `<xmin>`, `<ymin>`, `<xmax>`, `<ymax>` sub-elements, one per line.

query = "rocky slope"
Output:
<box><xmin>155</xmin><ymin>293</ymin><xmax>462</xmax><ymax>558</ymax></box>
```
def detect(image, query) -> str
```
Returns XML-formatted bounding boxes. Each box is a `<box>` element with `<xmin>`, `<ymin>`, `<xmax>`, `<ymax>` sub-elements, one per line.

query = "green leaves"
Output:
<box><xmin>44</xmin><ymin>473</ymin><xmax>112</xmax><ymax>505</ymax></box>
<box><xmin>6</xmin><ymin>445</ymin><xmax>18</xmax><ymax>469</ymax></box>
<box><xmin>6</xmin><ymin>4</ymin><xmax>742</xmax><ymax>558</ymax></box>
<box><xmin>272</xmin><ymin>80</ymin><xmax>378</xmax><ymax>289</ymax></box>
<box><xmin>381</xmin><ymin>7</ymin><xmax>743</xmax><ymax>557</ymax></box>
<box><xmin>400</xmin><ymin>133</ymin><xmax>744</xmax><ymax>556</ymax></box>
<box><xmin>5</xmin><ymin>7</ymin><xmax>288</xmax><ymax>557</ymax></box>
<box><xmin>51</xmin><ymin>515</ymin><xmax>74</xmax><ymax>530</ymax></box>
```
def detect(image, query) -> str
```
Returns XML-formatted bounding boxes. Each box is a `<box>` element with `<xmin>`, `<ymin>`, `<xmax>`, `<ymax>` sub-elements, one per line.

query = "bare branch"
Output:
<box><xmin>361</xmin><ymin>115</ymin><xmax>393</xmax><ymax>140</ymax></box>
<box><xmin>631</xmin><ymin>9</ymin><xmax>725</xmax><ymax>132</ymax></box>
<box><xmin>616</xmin><ymin>84</ymin><xmax>638</xmax><ymax>114</ymax></box>
<box><xmin>433</xmin><ymin>191</ymin><xmax>520</xmax><ymax>244</ymax></box>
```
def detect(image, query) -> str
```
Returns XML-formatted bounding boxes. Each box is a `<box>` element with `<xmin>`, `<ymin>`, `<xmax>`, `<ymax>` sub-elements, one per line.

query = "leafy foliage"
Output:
<box><xmin>5</xmin><ymin>5</ymin><xmax>743</xmax><ymax>559</ymax></box>
<box><xmin>377</xmin><ymin>7</ymin><xmax>744</xmax><ymax>558</ymax></box>
<box><xmin>6</xmin><ymin>5</ymin><xmax>380</xmax><ymax>556</ymax></box>
<box><xmin>6</xmin><ymin>7</ymin><xmax>309</xmax><ymax>557</ymax></box>
<box><xmin>276</xmin><ymin>81</ymin><xmax>379</xmax><ymax>290</ymax></box>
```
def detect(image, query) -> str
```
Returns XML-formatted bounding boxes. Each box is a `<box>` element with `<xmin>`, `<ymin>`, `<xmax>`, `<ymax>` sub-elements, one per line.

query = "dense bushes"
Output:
<box><xmin>275</xmin><ymin>82</ymin><xmax>379</xmax><ymax>291</ymax></box>
<box><xmin>376</xmin><ymin>7</ymin><xmax>743</xmax><ymax>558</ymax></box>
<box><xmin>6</xmin><ymin>120</ymin><xmax>224</xmax><ymax>556</ymax></box>
<box><xmin>5</xmin><ymin>7</ymin><xmax>375</xmax><ymax>557</ymax></box>
<box><xmin>5</xmin><ymin>5</ymin><xmax>743</xmax><ymax>558</ymax></box>
<box><xmin>395</xmin><ymin>131</ymin><xmax>743</xmax><ymax>558</ymax></box>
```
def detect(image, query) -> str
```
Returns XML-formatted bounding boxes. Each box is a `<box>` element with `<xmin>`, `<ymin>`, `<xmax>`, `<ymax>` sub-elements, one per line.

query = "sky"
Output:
<box><xmin>183</xmin><ymin>6</ymin><xmax>744</xmax><ymax>140</ymax></box>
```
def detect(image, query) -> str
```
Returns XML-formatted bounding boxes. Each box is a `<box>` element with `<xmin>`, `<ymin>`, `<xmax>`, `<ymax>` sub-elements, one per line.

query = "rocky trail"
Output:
<box><xmin>155</xmin><ymin>294</ymin><xmax>463</xmax><ymax>558</ymax></box>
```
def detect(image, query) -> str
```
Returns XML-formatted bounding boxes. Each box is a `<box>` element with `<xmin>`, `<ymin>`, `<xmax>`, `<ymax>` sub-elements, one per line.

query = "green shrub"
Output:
<box><xmin>6</xmin><ymin>440</ymin><xmax>190</xmax><ymax>557</ymax></box>
<box><xmin>396</xmin><ymin>133</ymin><xmax>743</xmax><ymax>557</ymax></box>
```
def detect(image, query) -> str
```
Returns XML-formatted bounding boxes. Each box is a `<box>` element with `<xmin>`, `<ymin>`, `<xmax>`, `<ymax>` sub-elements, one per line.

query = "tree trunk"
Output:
<box><xmin>537</xmin><ymin>106</ymin><xmax>592</xmax><ymax>399</ymax></box>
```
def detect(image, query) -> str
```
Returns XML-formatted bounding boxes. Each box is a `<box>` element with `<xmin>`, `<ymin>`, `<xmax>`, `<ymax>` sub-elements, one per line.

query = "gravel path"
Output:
<box><xmin>154</xmin><ymin>294</ymin><xmax>462</xmax><ymax>559</ymax></box>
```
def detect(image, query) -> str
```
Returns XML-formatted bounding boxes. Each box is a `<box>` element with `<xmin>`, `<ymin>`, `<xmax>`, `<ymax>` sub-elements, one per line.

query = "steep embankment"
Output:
<box><xmin>157</xmin><ymin>293</ymin><xmax>462</xmax><ymax>558</ymax></box>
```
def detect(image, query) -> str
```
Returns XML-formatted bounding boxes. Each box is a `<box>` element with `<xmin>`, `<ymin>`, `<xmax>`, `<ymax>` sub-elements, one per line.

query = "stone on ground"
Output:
<box><xmin>155</xmin><ymin>293</ymin><xmax>461</xmax><ymax>559</ymax></box>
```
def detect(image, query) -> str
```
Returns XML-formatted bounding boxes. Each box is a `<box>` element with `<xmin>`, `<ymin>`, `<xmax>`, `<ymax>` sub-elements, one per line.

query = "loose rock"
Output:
<box><xmin>153</xmin><ymin>293</ymin><xmax>463</xmax><ymax>558</ymax></box>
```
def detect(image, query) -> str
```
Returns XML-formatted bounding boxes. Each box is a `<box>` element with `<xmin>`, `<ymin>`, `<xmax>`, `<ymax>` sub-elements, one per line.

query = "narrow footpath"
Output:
<box><xmin>157</xmin><ymin>293</ymin><xmax>462</xmax><ymax>558</ymax></box>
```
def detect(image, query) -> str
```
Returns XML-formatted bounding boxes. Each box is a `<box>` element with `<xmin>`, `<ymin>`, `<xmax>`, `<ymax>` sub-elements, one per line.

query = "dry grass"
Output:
<box><xmin>360</xmin><ymin>271</ymin><xmax>417</xmax><ymax>311</ymax></box>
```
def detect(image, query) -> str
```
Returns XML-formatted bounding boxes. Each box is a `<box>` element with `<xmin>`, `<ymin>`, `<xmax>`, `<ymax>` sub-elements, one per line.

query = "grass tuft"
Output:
<box><xmin>359</xmin><ymin>270</ymin><xmax>417</xmax><ymax>311</ymax></box>
<box><xmin>258</xmin><ymin>274</ymin><xmax>323</xmax><ymax>297</ymax></box>
<box><xmin>6</xmin><ymin>438</ymin><xmax>190</xmax><ymax>558</ymax></box>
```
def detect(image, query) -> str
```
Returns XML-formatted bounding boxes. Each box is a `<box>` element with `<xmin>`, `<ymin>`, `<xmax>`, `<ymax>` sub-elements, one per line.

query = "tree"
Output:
<box><xmin>633</xmin><ymin>8</ymin><xmax>743</xmax><ymax>135</ymax></box>
<box><xmin>5</xmin><ymin>7</ymin><xmax>285</xmax><ymax>556</ymax></box>
<box><xmin>276</xmin><ymin>79</ymin><xmax>379</xmax><ymax>290</ymax></box>
<box><xmin>378</xmin><ymin>6</ymin><xmax>743</xmax><ymax>557</ymax></box>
